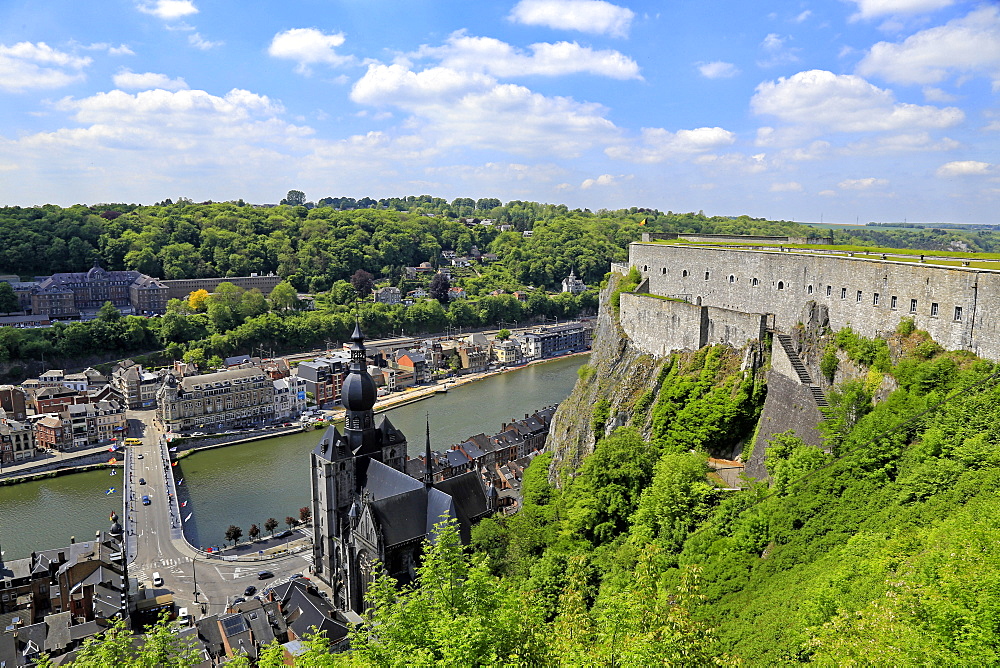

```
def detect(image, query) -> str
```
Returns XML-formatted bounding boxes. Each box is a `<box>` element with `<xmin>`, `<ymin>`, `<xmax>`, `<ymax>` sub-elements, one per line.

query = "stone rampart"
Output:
<box><xmin>619</xmin><ymin>293</ymin><xmax>767</xmax><ymax>355</ymax></box>
<box><xmin>628</xmin><ymin>243</ymin><xmax>1000</xmax><ymax>359</ymax></box>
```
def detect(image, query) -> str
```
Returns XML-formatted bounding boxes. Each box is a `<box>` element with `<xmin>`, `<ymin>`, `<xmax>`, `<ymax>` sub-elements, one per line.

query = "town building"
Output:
<box><xmin>562</xmin><ymin>269</ymin><xmax>587</xmax><ymax>294</ymax></box>
<box><xmin>0</xmin><ymin>516</ymin><xmax>129</xmax><ymax>665</ymax></box>
<box><xmin>0</xmin><ymin>386</ymin><xmax>27</xmax><ymax>421</ymax></box>
<box><xmin>111</xmin><ymin>360</ymin><xmax>159</xmax><ymax>409</ymax></box>
<box><xmin>492</xmin><ymin>337</ymin><xmax>523</xmax><ymax>365</ymax></box>
<box><xmin>34</xmin><ymin>415</ymin><xmax>69</xmax><ymax>451</ymax></box>
<box><xmin>273</xmin><ymin>375</ymin><xmax>308</xmax><ymax>420</ymax></box>
<box><xmin>29</xmin><ymin>262</ymin><xmax>169</xmax><ymax>317</ymax></box>
<box><xmin>159</xmin><ymin>274</ymin><xmax>283</xmax><ymax>301</ymax></box>
<box><xmin>394</xmin><ymin>351</ymin><xmax>428</xmax><ymax>384</ymax></box>
<box><xmin>0</xmin><ymin>411</ymin><xmax>36</xmax><ymax>464</ymax></box>
<box><xmin>373</xmin><ymin>286</ymin><xmax>401</xmax><ymax>305</ymax></box>
<box><xmin>0</xmin><ymin>314</ymin><xmax>50</xmax><ymax>328</ymax></box>
<box><xmin>294</xmin><ymin>354</ymin><xmax>348</xmax><ymax>409</ymax></box>
<box><xmin>157</xmin><ymin>368</ymin><xmax>276</xmax><ymax>433</ymax></box>
<box><xmin>64</xmin><ymin>400</ymin><xmax>126</xmax><ymax>449</ymax></box>
<box><xmin>521</xmin><ymin>323</ymin><xmax>587</xmax><ymax>360</ymax></box>
<box><xmin>310</xmin><ymin>325</ymin><xmax>490</xmax><ymax>614</ymax></box>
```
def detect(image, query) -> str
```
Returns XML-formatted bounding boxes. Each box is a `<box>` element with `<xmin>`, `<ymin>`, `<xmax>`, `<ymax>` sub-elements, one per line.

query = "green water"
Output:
<box><xmin>0</xmin><ymin>355</ymin><xmax>586</xmax><ymax>557</ymax></box>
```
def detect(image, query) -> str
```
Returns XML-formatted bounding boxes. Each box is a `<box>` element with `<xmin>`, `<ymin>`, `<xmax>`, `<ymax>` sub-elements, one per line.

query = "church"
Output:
<box><xmin>309</xmin><ymin>324</ymin><xmax>492</xmax><ymax>614</ymax></box>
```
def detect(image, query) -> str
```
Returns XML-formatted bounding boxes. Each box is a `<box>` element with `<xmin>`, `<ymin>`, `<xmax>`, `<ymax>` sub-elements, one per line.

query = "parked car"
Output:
<box><xmin>275</xmin><ymin>530</ymin><xmax>293</xmax><ymax>539</ymax></box>
<box><xmin>244</xmin><ymin>585</ymin><xmax>257</xmax><ymax>596</ymax></box>
<box><xmin>139</xmin><ymin>478</ymin><xmax>146</xmax><ymax>485</ymax></box>
<box><xmin>258</xmin><ymin>570</ymin><xmax>274</xmax><ymax>580</ymax></box>
<box><xmin>232</xmin><ymin>597</ymin><xmax>245</xmax><ymax>605</ymax></box>
<box><xmin>137</xmin><ymin>453</ymin><xmax>144</xmax><ymax>459</ymax></box>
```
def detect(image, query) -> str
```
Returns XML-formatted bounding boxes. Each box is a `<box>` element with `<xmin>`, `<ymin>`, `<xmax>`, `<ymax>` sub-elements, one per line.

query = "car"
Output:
<box><xmin>232</xmin><ymin>597</ymin><xmax>246</xmax><ymax>605</ymax></box>
<box><xmin>138</xmin><ymin>478</ymin><xmax>146</xmax><ymax>485</ymax></box>
<box><xmin>243</xmin><ymin>585</ymin><xmax>257</xmax><ymax>596</ymax></box>
<box><xmin>177</xmin><ymin>607</ymin><xmax>190</xmax><ymax>625</ymax></box>
<box><xmin>152</xmin><ymin>572</ymin><xmax>163</xmax><ymax>587</ymax></box>
<box><xmin>137</xmin><ymin>453</ymin><xmax>144</xmax><ymax>459</ymax></box>
<box><xmin>258</xmin><ymin>570</ymin><xmax>274</xmax><ymax>580</ymax></box>
<box><xmin>191</xmin><ymin>432</ymin><xmax>205</xmax><ymax>437</ymax></box>
<box><xmin>274</xmin><ymin>530</ymin><xmax>293</xmax><ymax>539</ymax></box>
<box><xmin>289</xmin><ymin>573</ymin><xmax>304</xmax><ymax>580</ymax></box>
<box><xmin>142</xmin><ymin>495</ymin><xmax>151</xmax><ymax>505</ymax></box>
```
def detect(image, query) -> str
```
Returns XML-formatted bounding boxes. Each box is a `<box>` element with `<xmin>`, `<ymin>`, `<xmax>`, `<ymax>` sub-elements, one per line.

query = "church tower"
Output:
<box><xmin>342</xmin><ymin>323</ymin><xmax>380</xmax><ymax>455</ymax></box>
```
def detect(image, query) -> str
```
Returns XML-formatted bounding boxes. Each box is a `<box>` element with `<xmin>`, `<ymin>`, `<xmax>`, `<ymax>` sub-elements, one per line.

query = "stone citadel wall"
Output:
<box><xmin>619</xmin><ymin>293</ymin><xmax>767</xmax><ymax>355</ymax></box>
<box><xmin>627</xmin><ymin>242</ymin><xmax>1000</xmax><ymax>360</ymax></box>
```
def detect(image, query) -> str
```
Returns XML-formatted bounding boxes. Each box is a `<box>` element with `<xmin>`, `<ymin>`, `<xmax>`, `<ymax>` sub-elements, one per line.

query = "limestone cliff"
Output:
<box><xmin>545</xmin><ymin>273</ymin><xmax>666</xmax><ymax>479</ymax></box>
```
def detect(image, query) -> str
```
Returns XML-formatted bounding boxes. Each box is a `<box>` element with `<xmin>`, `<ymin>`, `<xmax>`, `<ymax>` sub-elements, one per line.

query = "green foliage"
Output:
<box><xmin>0</xmin><ymin>281</ymin><xmax>18</xmax><ymax>313</ymax></box>
<box><xmin>591</xmin><ymin>398</ymin><xmax>610</xmax><ymax>439</ymax></box>
<box><xmin>820</xmin><ymin>346</ymin><xmax>838</xmax><ymax>382</ymax></box>
<box><xmin>834</xmin><ymin>326</ymin><xmax>892</xmax><ymax>371</ymax></box>
<box><xmin>576</xmin><ymin>363</ymin><xmax>595</xmax><ymax>381</ymax></box>
<box><xmin>610</xmin><ymin>265</ymin><xmax>641</xmax><ymax>315</ymax></box>
<box><xmin>896</xmin><ymin>316</ymin><xmax>916</xmax><ymax>337</ymax></box>
<box><xmin>765</xmin><ymin>431</ymin><xmax>832</xmax><ymax>495</ymax></box>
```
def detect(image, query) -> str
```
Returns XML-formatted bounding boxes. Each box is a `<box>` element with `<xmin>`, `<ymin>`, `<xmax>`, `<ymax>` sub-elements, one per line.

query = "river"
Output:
<box><xmin>0</xmin><ymin>355</ymin><xmax>586</xmax><ymax>559</ymax></box>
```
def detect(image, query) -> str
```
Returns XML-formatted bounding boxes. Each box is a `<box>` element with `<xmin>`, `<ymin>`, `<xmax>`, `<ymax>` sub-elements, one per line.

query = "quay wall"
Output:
<box><xmin>627</xmin><ymin>242</ymin><xmax>999</xmax><ymax>359</ymax></box>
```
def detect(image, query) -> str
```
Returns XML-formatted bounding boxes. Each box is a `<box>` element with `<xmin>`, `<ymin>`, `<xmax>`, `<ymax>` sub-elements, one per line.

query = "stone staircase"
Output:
<box><xmin>776</xmin><ymin>333</ymin><xmax>829</xmax><ymax>408</ymax></box>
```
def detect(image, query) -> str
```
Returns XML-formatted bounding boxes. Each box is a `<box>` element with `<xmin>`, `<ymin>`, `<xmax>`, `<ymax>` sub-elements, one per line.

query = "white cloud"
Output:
<box><xmin>819</xmin><ymin>189</ymin><xmax>837</xmax><ymax>196</ymax></box>
<box><xmin>417</xmin><ymin>32</ymin><xmax>641</xmax><ymax>80</ymax></box>
<box><xmin>136</xmin><ymin>0</ymin><xmax>198</xmax><ymax>20</ymax></box>
<box><xmin>509</xmin><ymin>0</ymin><xmax>635</xmax><ymax>38</ymax></box>
<box><xmin>857</xmin><ymin>7</ymin><xmax>1000</xmax><ymax>88</ymax></box>
<box><xmin>758</xmin><ymin>33</ymin><xmax>800</xmax><ymax>67</ymax></box>
<box><xmin>350</xmin><ymin>63</ymin><xmax>619</xmax><ymax>158</ymax></box>
<box><xmin>936</xmin><ymin>160</ymin><xmax>992</xmax><ymax>177</ymax></box>
<box><xmin>0</xmin><ymin>42</ymin><xmax>91</xmax><ymax>92</ymax></box>
<box><xmin>847</xmin><ymin>0</ymin><xmax>958</xmax><ymax>20</ymax></box>
<box><xmin>113</xmin><ymin>70</ymin><xmax>189</xmax><ymax>91</ymax></box>
<box><xmin>188</xmin><ymin>33</ymin><xmax>223</xmax><ymax>50</ymax></box>
<box><xmin>697</xmin><ymin>61</ymin><xmax>740</xmax><ymax>79</ymax></box>
<box><xmin>606</xmin><ymin>126</ymin><xmax>736</xmax><ymax>163</ymax></box>
<box><xmin>770</xmin><ymin>181</ymin><xmax>803</xmax><ymax>192</ymax></box>
<box><xmin>54</xmin><ymin>88</ymin><xmax>284</xmax><ymax>127</ymax></box>
<box><xmin>922</xmin><ymin>86</ymin><xmax>956</xmax><ymax>102</ymax></box>
<box><xmin>839</xmin><ymin>177</ymin><xmax>889</xmax><ymax>189</ymax></box>
<box><xmin>269</xmin><ymin>28</ymin><xmax>351</xmax><ymax>74</ymax></box>
<box><xmin>751</xmin><ymin>69</ymin><xmax>963</xmax><ymax>135</ymax></box>
<box><xmin>581</xmin><ymin>173</ymin><xmax>617</xmax><ymax>188</ymax></box>
<box><xmin>843</xmin><ymin>132</ymin><xmax>959</xmax><ymax>154</ymax></box>
<box><xmin>793</xmin><ymin>10</ymin><xmax>812</xmax><ymax>23</ymax></box>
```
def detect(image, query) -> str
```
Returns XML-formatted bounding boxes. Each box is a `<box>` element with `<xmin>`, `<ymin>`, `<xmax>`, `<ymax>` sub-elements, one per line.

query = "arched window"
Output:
<box><xmin>751</xmin><ymin>277</ymin><xmax>760</xmax><ymax>287</ymax></box>
<box><xmin>704</xmin><ymin>271</ymin><xmax>710</xmax><ymax>280</ymax></box>
<box><xmin>728</xmin><ymin>275</ymin><xmax>736</xmax><ymax>283</ymax></box>
<box><xmin>777</xmin><ymin>281</ymin><xmax>785</xmax><ymax>290</ymax></box>
<box><xmin>643</xmin><ymin>265</ymin><xmax>648</xmax><ymax>272</ymax></box>
<box><xmin>682</xmin><ymin>270</ymin><xmax>688</xmax><ymax>277</ymax></box>
<box><xmin>661</xmin><ymin>267</ymin><xmax>667</xmax><ymax>274</ymax></box>
<box><xmin>808</xmin><ymin>285</ymin><xmax>813</xmax><ymax>295</ymax></box>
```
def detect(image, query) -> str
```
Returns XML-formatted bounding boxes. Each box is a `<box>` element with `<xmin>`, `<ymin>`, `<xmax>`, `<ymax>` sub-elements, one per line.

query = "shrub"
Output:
<box><xmin>896</xmin><ymin>317</ymin><xmax>916</xmax><ymax>337</ymax></box>
<box><xmin>820</xmin><ymin>348</ymin><xmax>838</xmax><ymax>383</ymax></box>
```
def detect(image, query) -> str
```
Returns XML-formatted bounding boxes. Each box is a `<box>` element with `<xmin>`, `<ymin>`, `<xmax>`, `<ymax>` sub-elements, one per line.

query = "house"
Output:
<box><xmin>395</xmin><ymin>351</ymin><xmax>428</xmax><ymax>385</ymax></box>
<box><xmin>521</xmin><ymin>323</ymin><xmax>587</xmax><ymax>360</ymax></box>
<box><xmin>562</xmin><ymin>269</ymin><xmax>587</xmax><ymax>294</ymax></box>
<box><xmin>0</xmin><ymin>385</ymin><xmax>28</xmax><ymax>420</ymax></box>
<box><xmin>447</xmin><ymin>287</ymin><xmax>466</xmax><ymax>301</ymax></box>
<box><xmin>110</xmin><ymin>360</ymin><xmax>159</xmax><ymax>409</ymax></box>
<box><xmin>0</xmin><ymin>412</ymin><xmax>36</xmax><ymax>463</ymax></box>
<box><xmin>492</xmin><ymin>337</ymin><xmax>523</xmax><ymax>365</ymax></box>
<box><xmin>295</xmin><ymin>353</ymin><xmax>348</xmax><ymax>409</ymax></box>
<box><xmin>273</xmin><ymin>376</ymin><xmax>308</xmax><ymax>420</ymax></box>
<box><xmin>512</xmin><ymin>291</ymin><xmax>528</xmax><ymax>302</ymax></box>
<box><xmin>374</xmin><ymin>286</ymin><xmax>401</xmax><ymax>305</ymax></box>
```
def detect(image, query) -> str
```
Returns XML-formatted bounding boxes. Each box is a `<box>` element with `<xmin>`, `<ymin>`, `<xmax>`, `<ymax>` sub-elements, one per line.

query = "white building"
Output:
<box><xmin>273</xmin><ymin>375</ymin><xmax>309</xmax><ymax>419</ymax></box>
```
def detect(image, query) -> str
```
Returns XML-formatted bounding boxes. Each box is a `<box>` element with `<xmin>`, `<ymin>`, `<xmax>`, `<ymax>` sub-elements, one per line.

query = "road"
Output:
<box><xmin>125</xmin><ymin>411</ymin><xmax>313</xmax><ymax>619</ymax></box>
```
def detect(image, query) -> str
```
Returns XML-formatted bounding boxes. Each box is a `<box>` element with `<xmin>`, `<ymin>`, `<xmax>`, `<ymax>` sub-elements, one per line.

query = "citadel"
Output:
<box><xmin>619</xmin><ymin>233</ymin><xmax>1000</xmax><ymax>361</ymax></box>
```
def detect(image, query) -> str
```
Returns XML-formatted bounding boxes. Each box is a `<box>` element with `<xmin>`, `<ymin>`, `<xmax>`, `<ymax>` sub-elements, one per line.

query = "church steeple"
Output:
<box><xmin>341</xmin><ymin>323</ymin><xmax>378</xmax><ymax>452</ymax></box>
<box><xmin>424</xmin><ymin>415</ymin><xmax>433</xmax><ymax>488</ymax></box>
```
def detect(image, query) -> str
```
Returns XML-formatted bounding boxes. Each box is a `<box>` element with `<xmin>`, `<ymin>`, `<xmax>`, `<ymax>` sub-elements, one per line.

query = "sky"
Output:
<box><xmin>1</xmin><ymin>0</ymin><xmax>998</xmax><ymax>224</ymax></box>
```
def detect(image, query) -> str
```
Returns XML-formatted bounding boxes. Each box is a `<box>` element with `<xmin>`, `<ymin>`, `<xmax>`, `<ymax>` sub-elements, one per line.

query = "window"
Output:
<box><xmin>643</xmin><ymin>265</ymin><xmax>648</xmax><ymax>271</ymax></box>
<box><xmin>751</xmin><ymin>277</ymin><xmax>760</xmax><ymax>287</ymax></box>
<box><xmin>955</xmin><ymin>306</ymin><xmax>963</xmax><ymax>321</ymax></box>
<box><xmin>705</xmin><ymin>271</ymin><xmax>710</xmax><ymax>280</ymax></box>
<box><xmin>729</xmin><ymin>275</ymin><xmax>735</xmax><ymax>283</ymax></box>
<box><xmin>777</xmin><ymin>281</ymin><xmax>785</xmax><ymax>290</ymax></box>
<box><xmin>891</xmin><ymin>295</ymin><xmax>898</xmax><ymax>309</ymax></box>
<box><xmin>826</xmin><ymin>285</ymin><xmax>832</xmax><ymax>297</ymax></box>
<box><xmin>931</xmin><ymin>302</ymin><xmax>939</xmax><ymax>316</ymax></box>
<box><xmin>841</xmin><ymin>287</ymin><xmax>847</xmax><ymax>299</ymax></box>
<box><xmin>682</xmin><ymin>270</ymin><xmax>688</xmax><ymax>277</ymax></box>
<box><xmin>661</xmin><ymin>267</ymin><xmax>666</xmax><ymax>274</ymax></box>
<box><xmin>910</xmin><ymin>299</ymin><xmax>917</xmax><ymax>313</ymax></box>
<box><xmin>873</xmin><ymin>292</ymin><xmax>879</xmax><ymax>306</ymax></box>
<box><xmin>857</xmin><ymin>290</ymin><xmax>863</xmax><ymax>303</ymax></box>
<box><xmin>808</xmin><ymin>285</ymin><xmax>814</xmax><ymax>294</ymax></box>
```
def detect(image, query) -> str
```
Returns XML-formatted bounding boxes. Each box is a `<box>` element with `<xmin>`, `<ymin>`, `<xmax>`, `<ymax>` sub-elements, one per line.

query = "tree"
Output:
<box><xmin>282</xmin><ymin>189</ymin><xmax>306</xmax><ymax>206</ymax></box>
<box><xmin>429</xmin><ymin>272</ymin><xmax>451</xmax><ymax>302</ymax></box>
<box><xmin>225</xmin><ymin>524</ymin><xmax>243</xmax><ymax>546</ymax></box>
<box><xmin>248</xmin><ymin>523</ymin><xmax>260</xmax><ymax>541</ymax></box>
<box><xmin>0</xmin><ymin>282</ymin><xmax>18</xmax><ymax>313</ymax></box>
<box><xmin>285</xmin><ymin>516</ymin><xmax>296</xmax><ymax>530</ymax></box>
<box><xmin>269</xmin><ymin>281</ymin><xmax>299</xmax><ymax>311</ymax></box>
<box><xmin>188</xmin><ymin>290</ymin><xmax>208</xmax><ymax>313</ymax></box>
<box><xmin>299</xmin><ymin>506</ymin><xmax>312</xmax><ymax>524</ymax></box>
<box><xmin>96</xmin><ymin>301</ymin><xmax>121</xmax><ymax>323</ymax></box>
<box><xmin>351</xmin><ymin>269</ymin><xmax>375</xmax><ymax>298</ymax></box>
<box><xmin>496</xmin><ymin>328</ymin><xmax>511</xmax><ymax>341</ymax></box>
<box><xmin>265</xmin><ymin>517</ymin><xmax>279</xmax><ymax>535</ymax></box>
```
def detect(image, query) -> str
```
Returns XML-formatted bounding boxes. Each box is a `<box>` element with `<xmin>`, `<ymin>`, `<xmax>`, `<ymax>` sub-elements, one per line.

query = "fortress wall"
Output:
<box><xmin>620</xmin><ymin>293</ymin><xmax>767</xmax><ymax>355</ymax></box>
<box><xmin>630</xmin><ymin>243</ymin><xmax>986</xmax><ymax>357</ymax></box>
<box><xmin>703</xmin><ymin>306</ymin><xmax>767</xmax><ymax>349</ymax></box>
<box><xmin>620</xmin><ymin>293</ymin><xmax>705</xmax><ymax>355</ymax></box>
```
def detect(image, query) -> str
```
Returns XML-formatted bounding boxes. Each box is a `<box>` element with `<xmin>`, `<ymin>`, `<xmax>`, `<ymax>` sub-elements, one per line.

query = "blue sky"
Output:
<box><xmin>1</xmin><ymin>0</ymin><xmax>998</xmax><ymax>224</ymax></box>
